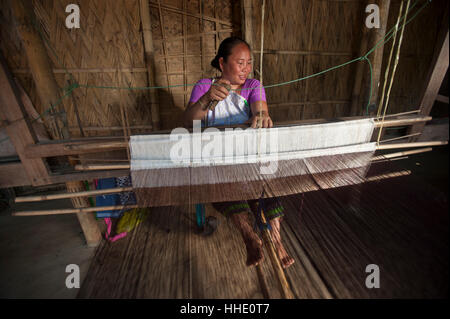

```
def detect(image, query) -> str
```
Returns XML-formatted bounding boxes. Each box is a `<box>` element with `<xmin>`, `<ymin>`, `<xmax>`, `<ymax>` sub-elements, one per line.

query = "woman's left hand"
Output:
<box><xmin>249</xmin><ymin>111</ymin><xmax>273</xmax><ymax>128</ymax></box>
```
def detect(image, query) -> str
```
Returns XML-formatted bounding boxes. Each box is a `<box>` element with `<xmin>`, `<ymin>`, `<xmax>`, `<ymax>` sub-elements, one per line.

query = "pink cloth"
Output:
<box><xmin>104</xmin><ymin>218</ymin><xmax>127</xmax><ymax>242</ymax></box>
<box><xmin>188</xmin><ymin>78</ymin><xmax>266</xmax><ymax>105</ymax></box>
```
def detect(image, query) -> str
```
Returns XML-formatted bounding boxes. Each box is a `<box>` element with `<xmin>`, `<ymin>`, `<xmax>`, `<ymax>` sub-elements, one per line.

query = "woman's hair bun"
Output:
<box><xmin>211</xmin><ymin>55</ymin><xmax>221</xmax><ymax>71</ymax></box>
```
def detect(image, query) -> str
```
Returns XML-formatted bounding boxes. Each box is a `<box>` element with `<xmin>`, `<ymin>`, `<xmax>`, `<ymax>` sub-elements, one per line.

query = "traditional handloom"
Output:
<box><xmin>130</xmin><ymin>119</ymin><xmax>376</xmax><ymax>207</ymax></box>
<box><xmin>129</xmin><ymin>118</ymin><xmax>371</xmax><ymax>298</ymax></box>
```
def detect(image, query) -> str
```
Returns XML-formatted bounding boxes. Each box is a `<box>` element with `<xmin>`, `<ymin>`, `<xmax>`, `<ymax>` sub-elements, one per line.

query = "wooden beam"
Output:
<box><xmin>75</xmin><ymin>164</ymin><xmax>130</xmax><ymax>171</ymax></box>
<box><xmin>24</xmin><ymin>138</ymin><xmax>127</xmax><ymax>159</ymax></box>
<box><xmin>301</xmin><ymin>0</ymin><xmax>317</xmax><ymax>119</ymax></box>
<box><xmin>362</xmin><ymin>0</ymin><xmax>391</xmax><ymax>115</ymax></box>
<box><xmin>376</xmin><ymin>140</ymin><xmax>447</xmax><ymax>150</ymax></box>
<box><xmin>409</xmin><ymin>4</ymin><xmax>449</xmax><ymax>141</ymax></box>
<box><xmin>10</xmin><ymin>0</ymin><xmax>69</xmax><ymax>139</ymax></box>
<box><xmin>157</xmin><ymin>0</ymin><xmax>171</xmax><ymax>101</ymax></box>
<box><xmin>371</xmin><ymin>147</ymin><xmax>432</xmax><ymax>161</ymax></box>
<box><xmin>15</xmin><ymin>187</ymin><xmax>133</xmax><ymax>203</ymax></box>
<box><xmin>0</xmin><ymin>54</ymin><xmax>51</xmax><ymax>186</ymax></box>
<box><xmin>365</xmin><ymin>170</ymin><xmax>411</xmax><ymax>182</ymax></box>
<box><xmin>199</xmin><ymin>0</ymin><xmax>204</xmax><ymax>78</ymax></box>
<box><xmin>48</xmin><ymin>169</ymin><xmax>131</xmax><ymax>184</ymax></box>
<box><xmin>241</xmin><ymin>0</ymin><xmax>254</xmax><ymax>78</ymax></box>
<box><xmin>11</xmin><ymin>0</ymin><xmax>101</xmax><ymax>247</ymax></box>
<box><xmin>182</xmin><ymin>0</ymin><xmax>187</xmax><ymax>112</ymax></box>
<box><xmin>436</xmin><ymin>94</ymin><xmax>449</xmax><ymax>104</ymax></box>
<box><xmin>350</xmin><ymin>0</ymin><xmax>372</xmax><ymax>116</ymax></box>
<box><xmin>279</xmin><ymin>114</ymin><xmax>432</xmax><ymax>128</ymax></box>
<box><xmin>0</xmin><ymin>162</ymin><xmax>31</xmax><ymax>187</ymax></box>
<box><xmin>351</xmin><ymin>0</ymin><xmax>392</xmax><ymax>116</ymax></box>
<box><xmin>373</xmin><ymin>115</ymin><xmax>432</xmax><ymax>128</ymax></box>
<box><xmin>140</xmin><ymin>0</ymin><xmax>161</xmax><ymax>131</ymax></box>
<box><xmin>13</xmin><ymin>205</ymin><xmax>140</xmax><ymax>217</ymax></box>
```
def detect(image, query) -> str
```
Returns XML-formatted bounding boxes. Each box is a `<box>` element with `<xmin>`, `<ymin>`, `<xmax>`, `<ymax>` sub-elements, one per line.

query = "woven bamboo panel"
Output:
<box><xmin>250</xmin><ymin>0</ymin><xmax>364</xmax><ymax>122</ymax></box>
<box><xmin>378</xmin><ymin>0</ymin><xmax>447</xmax><ymax>115</ymax></box>
<box><xmin>249</xmin><ymin>0</ymin><xmax>446</xmax><ymax>122</ymax></box>
<box><xmin>149</xmin><ymin>0</ymin><xmax>241</xmax><ymax>129</ymax></box>
<box><xmin>1</xmin><ymin>0</ymin><xmax>153</xmax><ymax>137</ymax></box>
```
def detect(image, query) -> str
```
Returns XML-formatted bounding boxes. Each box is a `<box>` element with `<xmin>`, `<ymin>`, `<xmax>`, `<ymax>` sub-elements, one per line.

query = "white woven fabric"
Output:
<box><xmin>130</xmin><ymin>119</ymin><xmax>375</xmax><ymax>170</ymax></box>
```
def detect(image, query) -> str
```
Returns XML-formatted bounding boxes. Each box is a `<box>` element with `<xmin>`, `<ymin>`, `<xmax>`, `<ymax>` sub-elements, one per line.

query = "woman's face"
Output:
<box><xmin>219</xmin><ymin>43</ymin><xmax>252</xmax><ymax>86</ymax></box>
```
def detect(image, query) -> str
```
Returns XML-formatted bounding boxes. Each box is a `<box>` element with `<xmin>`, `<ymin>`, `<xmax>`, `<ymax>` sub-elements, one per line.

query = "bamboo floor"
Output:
<box><xmin>77</xmin><ymin>162</ymin><xmax>448</xmax><ymax>298</ymax></box>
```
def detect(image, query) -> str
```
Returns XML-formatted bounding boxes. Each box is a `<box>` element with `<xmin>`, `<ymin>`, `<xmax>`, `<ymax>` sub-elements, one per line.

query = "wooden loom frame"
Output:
<box><xmin>1</xmin><ymin>47</ymin><xmax>446</xmax><ymax>187</ymax></box>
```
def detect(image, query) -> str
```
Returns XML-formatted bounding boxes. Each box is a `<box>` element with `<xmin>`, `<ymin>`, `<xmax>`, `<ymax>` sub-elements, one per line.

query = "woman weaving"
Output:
<box><xmin>183</xmin><ymin>37</ymin><xmax>294</xmax><ymax>269</ymax></box>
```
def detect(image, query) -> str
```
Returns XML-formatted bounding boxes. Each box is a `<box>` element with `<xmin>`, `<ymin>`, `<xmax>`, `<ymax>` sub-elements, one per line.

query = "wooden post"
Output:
<box><xmin>139</xmin><ymin>0</ymin><xmax>161</xmax><ymax>131</ymax></box>
<box><xmin>11</xmin><ymin>0</ymin><xmax>102</xmax><ymax>247</ymax></box>
<box><xmin>10</xmin><ymin>0</ymin><xmax>69</xmax><ymax>139</ymax></box>
<box><xmin>241</xmin><ymin>0</ymin><xmax>254</xmax><ymax>78</ymax></box>
<box><xmin>361</xmin><ymin>0</ymin><xmax>391</xmax><ymax>116</ymax></box>
<box><xmin>0</xmin><ymin>54</ymin><xmax>51</xmax><ymax>186</ymax></box>
<box><xmin>408</xmin><ymin>3</ymin><xmax>449</xmax><ymax>141</ymax></box>
<box><xmin>350</xmin><ymin>0</ymin><xmax>391</xmax><ymax>116</ymax></box>
<box><xmin>350</xmin><ymin>0</ymin><xmax>372</xmax><ymax>116</ymax></box>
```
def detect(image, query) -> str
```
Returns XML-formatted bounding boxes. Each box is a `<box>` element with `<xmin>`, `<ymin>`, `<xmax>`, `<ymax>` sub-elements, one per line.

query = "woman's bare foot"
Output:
<box><xmin>231</xmin><ymin>213</ymin><xmax>264</xmax><ymax>267</ymax></box>
<box><xmin>269</xmin><ymin>217</ymin><xmax>295</xmax><ymax>269</ymax></box>
<box><xmin>243</xmin><ymin>233</ymin><xmax>264</xmax><ymax>267</ymax></box>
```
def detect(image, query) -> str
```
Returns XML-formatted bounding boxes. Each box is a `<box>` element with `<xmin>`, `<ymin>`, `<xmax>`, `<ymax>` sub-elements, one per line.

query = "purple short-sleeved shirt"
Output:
<box><xmin>188</xmin><ymin>78</ymin><xmax>266</xmax><ymax>105</ymax></box>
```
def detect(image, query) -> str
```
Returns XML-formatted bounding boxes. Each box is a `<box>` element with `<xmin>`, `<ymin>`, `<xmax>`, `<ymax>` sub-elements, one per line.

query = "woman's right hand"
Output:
<box><xmin>206</xmin><ymin>78</ymin><xmax>231</xmax><ymax>102</ymax></box>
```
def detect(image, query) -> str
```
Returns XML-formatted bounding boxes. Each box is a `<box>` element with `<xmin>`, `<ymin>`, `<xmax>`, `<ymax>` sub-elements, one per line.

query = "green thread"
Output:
<box><xmin>363</xmin><ymin>56</ymin><xmax>373</xmax><ymax>116</ymax></box>
<box><xmin>224</xmin><ymin>203</ymin><xmax>250</xmax><ymax>215</ymax></box>
<box><xmin>265</xmin><ymin>206</ymin><xmax>284</xmax><ymax>218</ymax></box>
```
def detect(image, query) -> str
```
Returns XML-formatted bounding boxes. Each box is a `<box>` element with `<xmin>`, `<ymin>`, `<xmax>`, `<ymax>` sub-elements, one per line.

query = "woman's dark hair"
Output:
<box><xmin>211</xmin><ymin>37</ymin><xmax>251</xmax><ymax>71</ymax></box>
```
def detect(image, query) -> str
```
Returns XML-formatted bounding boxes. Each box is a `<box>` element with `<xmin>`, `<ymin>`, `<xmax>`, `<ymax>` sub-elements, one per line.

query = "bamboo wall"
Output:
<box><xmin>0</xmin><ymin>0</ymin><xmax>446</xmax><ymax>133</ymax></box>
<box><xmin>250</xmin><ymin>0</ymin><xmax>366</xmax><ymax>121</ymax></box>
<box><xmin>249</xmin><ymin>0</ymin><xmax>447</xmax><ymax>122</ymax></box>
<box><xmin>148</xmin><ymin>0</ymin><xmax>241</xmax><ymax>128</ymax></box>
<box><xmin>1</xmin><ymin>0</ymin><xmax>155</xmax><ymax>136</ymax></box>
<box><xmin>378</xmin><ymin>0</ymin><xmax>447</xmax><ymax>115</ymax></box>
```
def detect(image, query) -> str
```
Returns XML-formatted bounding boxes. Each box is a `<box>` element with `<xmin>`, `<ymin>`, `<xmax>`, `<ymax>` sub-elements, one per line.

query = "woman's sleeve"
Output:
<box><xmin>247</xmin><ymin>79</ymin><xmax>267</xmax><ymax>105</ymax></box>
<box><xmin>188</xmin><ymin>79</ymin><xmax>211</xmax><ymax>104</ymax></box>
